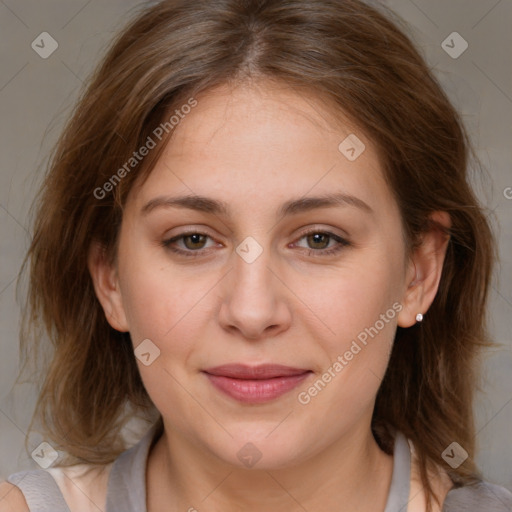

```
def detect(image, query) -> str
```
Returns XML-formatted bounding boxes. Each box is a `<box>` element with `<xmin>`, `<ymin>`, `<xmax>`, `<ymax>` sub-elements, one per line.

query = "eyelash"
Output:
<box><xmin>161</xmin><ymin>229</ymin><xmax>350</xmax><ymax>258</ymax></box>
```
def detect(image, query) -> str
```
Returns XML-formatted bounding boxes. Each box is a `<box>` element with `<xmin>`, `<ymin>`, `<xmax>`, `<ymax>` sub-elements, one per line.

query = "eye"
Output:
<box><xmin>293</xmin><ymin>230</ymin><xmax>350</xmax><ymax>257</ymax></box>
<box><xmin>161</xmin><ymin>228</ymin><xmax>350</xmax><ymax>259</ymax></box>
<box><xmin>162</xmin><ymin>231</ymin><xmax>217</xmax><ymax>257</ymax></box>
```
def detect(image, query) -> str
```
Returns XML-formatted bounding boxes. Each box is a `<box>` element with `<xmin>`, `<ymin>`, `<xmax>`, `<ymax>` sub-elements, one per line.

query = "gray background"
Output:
<box><xmin>1</xmin><ymin>0</ymin><xmax>511</xmax><ymax>491</ymax></box>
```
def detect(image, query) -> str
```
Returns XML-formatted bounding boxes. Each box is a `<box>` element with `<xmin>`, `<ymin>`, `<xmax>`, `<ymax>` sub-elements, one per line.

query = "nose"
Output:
<box><xmin>217</xmin><ymin>243</ymin><xmax>292</xmax><ymax>341</ymax></box>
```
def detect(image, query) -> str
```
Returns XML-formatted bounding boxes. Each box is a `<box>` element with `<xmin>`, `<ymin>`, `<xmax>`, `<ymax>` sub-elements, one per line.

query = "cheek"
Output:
<box><xmin>292</xmin><ymin>249</ymin><xmax>402</xmax><ymax>406</ymax></box>
<box><xmin>118</xmin><ymin>248</ymin><xmax>213</xmax><ymax>352</ymax></box>
<box><xmin>118</xmin><ymin>260</ymin><xmax>214</xmax><ymax>410</ymax></box>
<box><xmin>297</xmin><ymin>250</ymin><xmax>402</xmax><ymax>346</ymax></box>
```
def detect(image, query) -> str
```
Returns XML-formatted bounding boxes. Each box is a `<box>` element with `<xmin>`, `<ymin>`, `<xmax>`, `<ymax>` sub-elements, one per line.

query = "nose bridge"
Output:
<box><xmin>218</xmin><ymin>234</ymin><xmax>290</xmax><ymax>339</ymax></box>
<box><xmin>231</xmin><ymin>234</ymin><xmax>276</xmax><ymax>305</ymax></box>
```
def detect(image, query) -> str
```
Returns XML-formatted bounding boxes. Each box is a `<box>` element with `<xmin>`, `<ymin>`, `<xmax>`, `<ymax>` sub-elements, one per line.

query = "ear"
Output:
<box><xmin>87</xmin><ymin>241</ymin><xmax>130</xmax><ymax>332</ymax></box>
<box><xmin>397</xmin><ymin>211</ymin><xmax>451</xmax><ymax>328</ymax></box>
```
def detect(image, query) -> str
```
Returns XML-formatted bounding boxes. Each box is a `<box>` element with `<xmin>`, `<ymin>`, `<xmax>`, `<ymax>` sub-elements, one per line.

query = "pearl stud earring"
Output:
<box><xmin>416</xmin><ymin>313</ymin><xmax>423</xmax><ymax>322</ymax></box>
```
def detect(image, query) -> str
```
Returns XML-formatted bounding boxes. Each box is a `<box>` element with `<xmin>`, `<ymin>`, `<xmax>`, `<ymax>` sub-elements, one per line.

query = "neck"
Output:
<box><xmin>147</xmin><ymin>421</ymin><xmax>394</xmax><ymax>512</ymax></box>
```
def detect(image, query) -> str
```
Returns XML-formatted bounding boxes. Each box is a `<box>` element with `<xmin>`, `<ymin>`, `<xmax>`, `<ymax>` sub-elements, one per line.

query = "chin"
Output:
<box><xmin>207</xmin><ymin>428</ymin><xmax>315</xmax><ymax>471</ymax></box>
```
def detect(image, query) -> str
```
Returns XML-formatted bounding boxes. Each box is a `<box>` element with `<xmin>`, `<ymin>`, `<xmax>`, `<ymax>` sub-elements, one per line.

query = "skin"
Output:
<box><xmin>0</xmin><ymin>80</ymin><xmax>453</xmax><ymax>512</ymax></box>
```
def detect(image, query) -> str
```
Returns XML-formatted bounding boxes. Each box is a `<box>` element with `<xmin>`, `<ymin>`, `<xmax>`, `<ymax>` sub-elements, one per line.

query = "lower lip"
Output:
<box><xmin>204</xmin><ymin>372</ymin><xmax>312</xmax><ymax>404</ymax></box>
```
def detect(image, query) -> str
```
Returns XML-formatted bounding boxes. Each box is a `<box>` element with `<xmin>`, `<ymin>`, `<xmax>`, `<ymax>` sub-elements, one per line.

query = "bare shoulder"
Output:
<box><xmin>0</xmin><ymin>481</ymin><xmax>29</xmax><ymax>512</ymax></box>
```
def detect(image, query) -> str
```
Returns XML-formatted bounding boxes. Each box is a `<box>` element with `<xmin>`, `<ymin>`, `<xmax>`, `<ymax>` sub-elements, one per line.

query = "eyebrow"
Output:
<box><xmin>141</xmin><ymin>192</ymin><xmax>373</xmax><ymax>217</ymax></box>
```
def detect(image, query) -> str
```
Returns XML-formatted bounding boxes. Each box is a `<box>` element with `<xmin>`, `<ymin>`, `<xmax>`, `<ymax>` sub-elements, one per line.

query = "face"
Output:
<box><xmin>93</xmin><ymin>80</ymin><xmax>426</xmax><ymax>469</ymax></box>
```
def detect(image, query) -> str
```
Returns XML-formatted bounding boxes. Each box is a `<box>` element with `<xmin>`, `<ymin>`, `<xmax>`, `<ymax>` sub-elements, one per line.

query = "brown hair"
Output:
<box><xmin>18</xmin><ymin>1</ymin><xmax>495</xmax><ymax>510</ymax></box>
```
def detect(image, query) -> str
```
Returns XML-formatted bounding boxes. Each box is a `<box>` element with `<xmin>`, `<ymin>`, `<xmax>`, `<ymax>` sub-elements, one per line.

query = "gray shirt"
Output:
<box><xmin>7</xmin><ymin>422</ymin><xmax>512</xmax><ymax>511</ymax></box>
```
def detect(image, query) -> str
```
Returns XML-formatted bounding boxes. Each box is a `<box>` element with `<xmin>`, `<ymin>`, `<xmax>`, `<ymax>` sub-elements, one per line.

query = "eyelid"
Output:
<box><xmin>290</xmin><ymin>228</ymin><xmax>351</xmax><ymax>255</ymax></box>
<box><xmin>162</xmin><ymin>226</ymin><xmax>218</xmax><ymax>243</ymax></box>
<box><xmin>162</xmin><ymin>229</ymin><xmax>219</xmax><ymax>253</ymax></box>
<box><xmin>294</xmin><ymin>224</ymin><xmax>349</xmax><ymax>240</ymax></box>
<box><xmin>161</xmin><ymin>225</ymin><xmax>351</xmax><ymax>259</ymax></box>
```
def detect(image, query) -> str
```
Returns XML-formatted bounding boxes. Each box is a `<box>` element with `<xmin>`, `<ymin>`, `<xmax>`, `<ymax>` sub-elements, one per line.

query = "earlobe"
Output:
<box><xmin>397</xmin><ymin>211</ymin><xmax>451</xmax><ymax>328</ymax></box>
<box><xmin>87</xmin><ymin>241</ymin><xmax>130</xmax><ymax>332</ymax></box>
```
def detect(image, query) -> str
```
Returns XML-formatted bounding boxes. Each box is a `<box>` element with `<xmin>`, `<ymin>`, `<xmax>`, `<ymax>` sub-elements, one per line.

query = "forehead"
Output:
<box><xmin>166</xmin><ymin>80</ymin><xmax>361</xmax><ymax>159</ymax></box>
<box><xmin>127</xmin><ymin>80</ymin><xmax>398</xmax><ymax>222</ymax></box>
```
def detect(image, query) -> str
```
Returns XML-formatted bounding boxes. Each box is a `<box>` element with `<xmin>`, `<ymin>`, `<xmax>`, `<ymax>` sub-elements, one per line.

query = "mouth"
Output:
<box><xmin>202</xmin><ymin>364</ymin><xmax>313</xmax><ymax>404</ymax></box>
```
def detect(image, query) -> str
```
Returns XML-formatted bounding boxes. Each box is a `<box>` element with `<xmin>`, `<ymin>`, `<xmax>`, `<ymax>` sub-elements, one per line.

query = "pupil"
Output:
<box><xmin>310</xmin><ymin>233</ymin><xmax>327</xmax><ymax>248</ymax></box>
<box><xmin>187</xmin><ymin>234</ymin><xmax>204</xmax><ymax>248</ymax></box>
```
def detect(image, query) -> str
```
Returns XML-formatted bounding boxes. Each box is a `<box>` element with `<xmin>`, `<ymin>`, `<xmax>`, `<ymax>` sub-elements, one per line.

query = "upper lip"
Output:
<box><xmin>203</xmin><ymin>364</ymin><xmax>311</xmax><ymax>380</ymax></box>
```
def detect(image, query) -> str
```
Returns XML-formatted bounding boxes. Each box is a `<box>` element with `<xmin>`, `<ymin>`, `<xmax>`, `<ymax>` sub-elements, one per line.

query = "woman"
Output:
<box><xmin>1</xmin><ymin>0</ymin><xmax>511</xmax><ymax>510</ymax></box>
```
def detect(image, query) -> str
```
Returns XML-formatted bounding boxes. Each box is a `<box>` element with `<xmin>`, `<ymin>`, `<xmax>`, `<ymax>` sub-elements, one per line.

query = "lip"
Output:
<box><xmin>202</xmin><ymin>364</ymin><xmax>312</xmax><ymax>404</ymax></box>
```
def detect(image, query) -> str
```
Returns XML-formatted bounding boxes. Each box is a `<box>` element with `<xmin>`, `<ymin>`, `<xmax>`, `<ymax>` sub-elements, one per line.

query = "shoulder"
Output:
<box><xmin>3</xmin><ymin>468</ymin><xmax>71</xmax><ymax>512</ymax></box>
<box><xmin>443</xmin><ymin>480</ymin><xmax>512</xmax><ymax>511</ymax></box>
<box><xmin>406</xmin><ymin>436</ymin><xmax>512</xmax><ymax>512</ymax></box>
<box><xmin>3</xmin><ymin>462</ymin><xmax>112</xmax><ymax>512</ymax></box>
<box><xmin>0</xmin><ymin>481</ymin><xmax>29</xmax><ymax>512</ymax></box>
<box><xmin>47</xmin><ymin>462</ymin><xmax>112</xmax><ymax>510</ymax></box>
<box><xmin>407</xmin><ymin>439</ymin><xmax>455</xmax><ymax>512</ymax></box>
